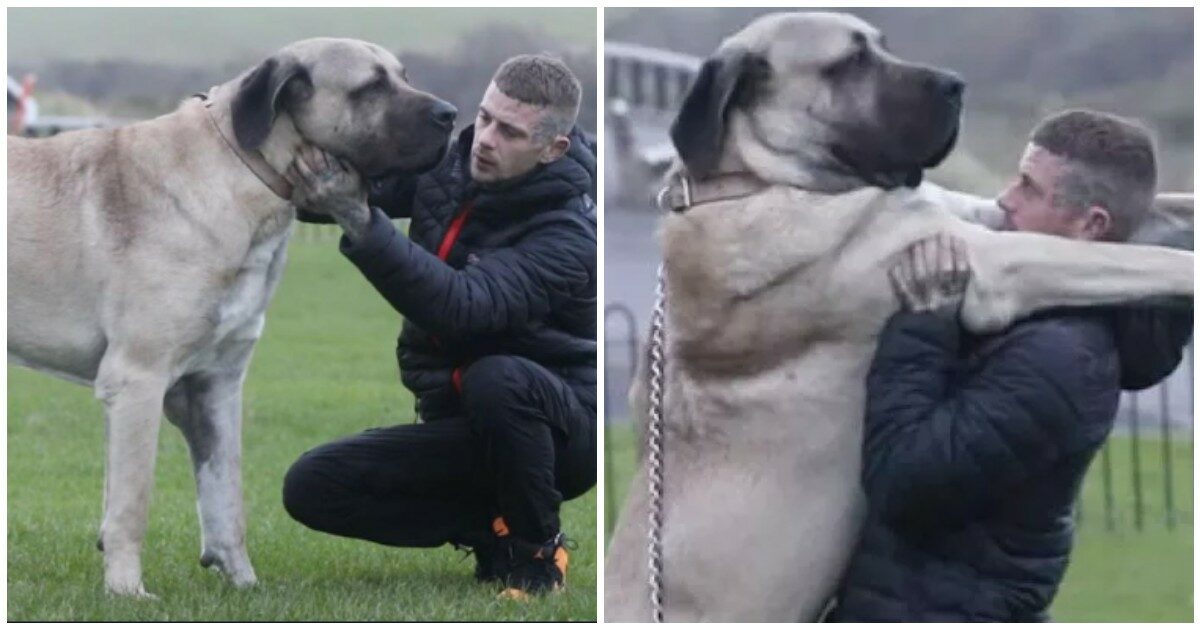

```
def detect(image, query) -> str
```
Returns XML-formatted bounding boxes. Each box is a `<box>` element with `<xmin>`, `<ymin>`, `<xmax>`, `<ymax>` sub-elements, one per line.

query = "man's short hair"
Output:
<box><xmin>493</xmin><ymin>54</ymin><xmax>581</xmax><ymax>143</ymax></box>
<box><xmin>1031</xmin><ymin>109</ymin><xmax>1157</xmax><ymax>242</ymax></box>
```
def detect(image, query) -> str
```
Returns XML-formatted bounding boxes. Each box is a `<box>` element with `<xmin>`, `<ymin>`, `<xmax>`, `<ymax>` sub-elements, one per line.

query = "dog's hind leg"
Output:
<box><xmin>94</xmin><ymin>349</ymin><xmax>171</xmax><ymax>598</ymax></box>
<box><xmin>164</xmin><ymin>350</ymin><xmax>258</xmax><ymax>588</ymax></box>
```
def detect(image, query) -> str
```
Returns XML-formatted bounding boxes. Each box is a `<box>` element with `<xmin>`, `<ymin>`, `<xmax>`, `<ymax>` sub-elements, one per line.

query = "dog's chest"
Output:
<box><xmin>210</xmin><ymin>222</ymin><xmax>292</xmax><ymax>344</ymax></box>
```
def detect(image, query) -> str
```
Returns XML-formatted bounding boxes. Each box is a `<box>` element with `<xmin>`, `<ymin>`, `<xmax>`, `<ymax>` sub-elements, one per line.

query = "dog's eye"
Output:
<box><xmin>351</xmin><ymin>76</ymin><xmax>388</xmax><ymax>98</ymax></box>
<box><xmin>847</xmin><ymin>46</ymin><xmax>871</xmax><ymax>68</ymax></box>
<box><xmin>823</xmin><ymin>48</ymin><xmax>869</xmax><ymax>78</ymax></box>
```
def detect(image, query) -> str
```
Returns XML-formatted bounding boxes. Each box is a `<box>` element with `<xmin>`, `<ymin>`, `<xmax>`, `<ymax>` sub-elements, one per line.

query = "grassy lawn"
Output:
<box><xmin>1055</xmin><ymin>436</ymin><xmax>1193</xmax><ymax>622</ymax></box>
<box><xmin>604</xmin><ymin>424</ymin><xmax>1192</xmax><ymax>621</ymax></box>
<box><xmin>7</xmin><ymin>239</ymin><xmax>596</xmax><ymax>621</ymax></box>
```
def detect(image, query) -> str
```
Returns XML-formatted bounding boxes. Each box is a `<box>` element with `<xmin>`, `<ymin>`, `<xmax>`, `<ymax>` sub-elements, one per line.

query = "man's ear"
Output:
<box><xmin>1081</xmin><ymin>205</ymin><xmax>1113</xmax><ymax>240</ymax></box>
<box><xmin>540</xmin><ymin>135</ymin><xmax>571</xmax><ymax>164</ymax></box>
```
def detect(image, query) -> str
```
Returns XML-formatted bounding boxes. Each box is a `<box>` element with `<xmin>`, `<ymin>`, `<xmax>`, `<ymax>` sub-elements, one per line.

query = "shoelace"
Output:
<box><xmin>452</xmin><ymin>542</ymin><xmax>481</xmax><ymax>565</ymax></box>
<box><xmin>537</xmin><ymin>532</ymin><xmax>577</xmax><ymax>559</ymax></box>
<box><xmin>501</xmin><ymin>532</ymin><xmax>575</xmax><ymax>565</ymax></box>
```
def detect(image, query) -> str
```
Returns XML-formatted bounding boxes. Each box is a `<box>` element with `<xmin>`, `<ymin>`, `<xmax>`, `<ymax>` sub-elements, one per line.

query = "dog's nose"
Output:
<box><xmin>936</xmin><ymin>74</ymin><xmax>965</xmax><ymax>99</ymax></box>
<box><xmin>431</xmin><ymin>100</ymin><xmax>457</xmax><ymax>130</ymax></box>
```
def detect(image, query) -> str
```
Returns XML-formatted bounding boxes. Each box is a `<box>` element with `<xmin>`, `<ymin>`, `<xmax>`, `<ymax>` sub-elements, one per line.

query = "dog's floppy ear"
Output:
<box><xmin>231</xmin><ymin>55</ymin><xmax>311</xmax><ymax>151</ymax></box>
<box><xmin>670</xmin><ymin>47</ymin><xmax>764</xmax><ymax>179</ymax></box>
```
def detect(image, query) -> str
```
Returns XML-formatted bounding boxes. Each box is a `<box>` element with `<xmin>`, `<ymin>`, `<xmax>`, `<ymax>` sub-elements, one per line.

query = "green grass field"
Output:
<box><xmin>605</xmin><ymin>425</ymin><xmax>1193</xmax><ymax>622</ymax></box>
<box><xmin>7</xmin><ymin>238</ymin><xmax>596</xmax><ymax>621</ymax></box>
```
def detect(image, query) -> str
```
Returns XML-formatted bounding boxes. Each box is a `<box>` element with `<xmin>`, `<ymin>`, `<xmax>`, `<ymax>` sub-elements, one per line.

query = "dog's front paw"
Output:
<box><xmin>104</xmin><ymin>548</ymin><xmax>156</xmax><ymax>599</ymax></box>
<box><xmin>200</xmin><ymin>547</ymin><xmax>258</xmax><ymax>588</ymax></box>
<box><xmin>104</xmin><ymin>574</ymin><xmax>156</xmax><ymax>600</ymax></box>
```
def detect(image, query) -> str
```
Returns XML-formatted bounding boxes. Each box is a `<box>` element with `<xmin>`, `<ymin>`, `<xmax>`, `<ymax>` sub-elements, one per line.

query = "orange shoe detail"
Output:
<box><xmin>554</xmin><ymin>545</ymin><xmax>569</xmax><ymax>584</ymax></box>
<box><xmin>499</xmin><ymin>587</ymin><xmax>532</xmax><ymax>602</ymax></box>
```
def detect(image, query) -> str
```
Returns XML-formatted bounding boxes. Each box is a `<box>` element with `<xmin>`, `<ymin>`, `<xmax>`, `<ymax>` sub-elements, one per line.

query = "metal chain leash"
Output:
<box><xmin>646</xmin><ymin>263</ymin><xmax>668</xmax><ymax>622</ymax></box>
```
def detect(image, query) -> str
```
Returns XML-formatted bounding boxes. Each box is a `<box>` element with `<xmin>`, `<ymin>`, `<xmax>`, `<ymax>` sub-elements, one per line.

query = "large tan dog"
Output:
<box><xmin>8</xmin><ymin>38</ymin><xmax>455</xmax><ymax>597</ymax></box>
<box><xmin>604</xmin><ymin>12</ymin><xmax>1193</xmax><ymax>621</ymax></box>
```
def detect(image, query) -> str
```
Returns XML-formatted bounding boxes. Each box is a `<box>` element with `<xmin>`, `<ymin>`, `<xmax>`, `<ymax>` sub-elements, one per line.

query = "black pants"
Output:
<box><xmin>282</xmin><ymin>355</ymin><xmax>596</xmax><ymax>546</ymax></box>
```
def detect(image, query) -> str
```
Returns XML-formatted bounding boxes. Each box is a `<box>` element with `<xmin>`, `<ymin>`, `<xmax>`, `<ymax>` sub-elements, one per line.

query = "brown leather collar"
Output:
<box><xmin>197</xmin><ymin>89</ymin><xmax>293</xmax><ymax>200</ymax></box>
<box><xmin>656</xmin><ymin>171</ymin><xmax>770</xmax><ymax>213</ymax></box>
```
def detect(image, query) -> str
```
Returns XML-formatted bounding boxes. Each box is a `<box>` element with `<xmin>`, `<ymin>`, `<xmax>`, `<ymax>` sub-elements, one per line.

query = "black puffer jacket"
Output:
<box><xmin>831</xmin><ymin>305</ymin><xmax>1191</xmax><ymax>622</ymax></box>
<box><xmin>318</xmin><ymin>125</ymin><xmax>597</xmax><ymax>422</ymax></box>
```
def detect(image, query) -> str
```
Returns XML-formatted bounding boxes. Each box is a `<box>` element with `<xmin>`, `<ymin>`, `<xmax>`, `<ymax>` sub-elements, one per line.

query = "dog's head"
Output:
<box><xmin>231</xmin><ymin>37</ymin><xmax>455</xmax><ymax>178</ymax></box>
<box><xmin>671</xmin><ymin>12</ymin><xmax>963</xmax><ymax>189</ymax></box>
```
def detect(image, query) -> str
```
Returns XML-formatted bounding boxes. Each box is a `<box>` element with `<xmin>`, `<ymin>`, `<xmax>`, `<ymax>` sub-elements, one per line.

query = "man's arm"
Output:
<box><xmin>286</xmin><ymin>144</ymin><xmax>594</xmax><ymax>335</ymax></box>
<box><xmin>340</xmin><ymin>207</ymin><xmax>593</xmax><ymax>335</ymax></box>
<box><xmin>863</xmin><ymin>235</ymin><xmax>1116</xmax><ymax>531</ymax></box>
<box><xmin>862</xmin><ymin>310</ymin><xmax>1115</xmax><ymax>531</ymax></box>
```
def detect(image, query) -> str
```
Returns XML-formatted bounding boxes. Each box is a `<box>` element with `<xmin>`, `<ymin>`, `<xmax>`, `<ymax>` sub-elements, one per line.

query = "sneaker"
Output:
<box><xmin>473</xmin><ymin>547</ymin><xmax>499</xmax><ymax>583</ymax></box>
<box><xmin>493</xmin><ymin>529</ymin><xmax>571</xmax><ymax>599</ymax></box>
<box><xmin>450</xmin><ymin>521</ymin><xmax>503</xmax><ymax>583</ymax></box>
<box><xmin>452</xmin><ymin>541</ymin><xmax>499</xmax><ymax>583</ymax></box>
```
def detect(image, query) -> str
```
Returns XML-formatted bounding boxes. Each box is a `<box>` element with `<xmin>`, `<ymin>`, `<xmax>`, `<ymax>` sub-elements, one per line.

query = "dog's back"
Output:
<box><xmin>8</xmin><ymin>132</ymin><xmax>117</xmax><ymax>381</ymax></box>
<box><xmin>7</xmin><ymin>101</ymin><xmax>281</xmax><ymax>384</ymax></box>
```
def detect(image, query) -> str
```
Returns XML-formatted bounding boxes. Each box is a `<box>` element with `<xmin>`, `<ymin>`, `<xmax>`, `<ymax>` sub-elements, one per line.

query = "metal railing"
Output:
<box><xmin>606</xmin><ymin>42</ymin><xmax>700</xmax><ymax>113</ymax></box>
<box><xmin>604</xmin><ymin>303</ymin><xmax>1195</xmax><ymax>533</ymax></box>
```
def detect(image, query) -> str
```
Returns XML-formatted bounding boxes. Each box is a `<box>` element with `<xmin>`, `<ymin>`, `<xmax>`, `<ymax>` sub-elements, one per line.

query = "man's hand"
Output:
<box><xmin>888</xmin><ymin>233</ymin><xmax>972</xmax><ymax>314</ymax></box>
<box><xmin>287</xmin><ymin>144</ymin><xmax>371</xmax><ymax>241</ymax></box>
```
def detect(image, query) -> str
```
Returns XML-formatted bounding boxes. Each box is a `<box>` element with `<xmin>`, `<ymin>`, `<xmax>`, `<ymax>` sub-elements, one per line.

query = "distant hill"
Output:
<box><xmin>9</xmin><ymin>8</ymin><xmax>596</xmax><ymax>66</ymax></box>
<box><xmin>8</xmin><ymin>9</ymin><xmax>598</xmax><ymax>132</ymax></box>
<box><xmin>607</xmin><ymin>8</ymin><xmax>1194</xmax><ymax>191</ymax></box>
<box><xmin>606</xmin><ymin>8</ymin><xmax>1190</xmax><ymax>101</ymax></box>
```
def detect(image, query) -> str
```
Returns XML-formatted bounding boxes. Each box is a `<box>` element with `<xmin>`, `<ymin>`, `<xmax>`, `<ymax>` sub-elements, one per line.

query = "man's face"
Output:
<box><xmin>997</xmin><ymin>143</ymin><xmax>1106</xmax><ymax>240</ymax></box>
<box><xmin>469</xmin><ymin>82</ymin><xmax>567</xmax><ymax>184</ymax></box>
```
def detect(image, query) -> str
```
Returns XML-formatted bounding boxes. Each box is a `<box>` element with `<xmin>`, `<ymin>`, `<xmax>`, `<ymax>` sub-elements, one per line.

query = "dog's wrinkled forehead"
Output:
<box><xmin>725</xmin><ymin>12</ymin><xmax>882</xmax><ymax>69</ymax></box>
<box><xmin>281</xmin><ymin>37</ymin><xmax>408</xmax><ymax>90</ymax></box>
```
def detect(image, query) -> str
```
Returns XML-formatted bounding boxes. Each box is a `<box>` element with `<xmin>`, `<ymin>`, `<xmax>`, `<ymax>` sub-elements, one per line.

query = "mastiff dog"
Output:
<box><xmin>8</xmin><ymin>38</ymin><xmax>455</xmax><ymax>597</ymax></box>
<box><xmin>604</xmin><ymin>12</ymin><xmax>1193</xmax><ymax>621</ymax></box>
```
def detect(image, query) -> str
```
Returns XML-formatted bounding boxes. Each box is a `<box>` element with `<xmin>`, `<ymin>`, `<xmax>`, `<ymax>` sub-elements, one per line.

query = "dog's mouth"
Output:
<box><xmin>921</xmin><ymin>123</ymin><xmax>959</xmax><ymax>170</ymax></box>
<box><xmin>365</xmin><ymin>142</ymin><xmax>450</xmax><ymax>179</ymax></box>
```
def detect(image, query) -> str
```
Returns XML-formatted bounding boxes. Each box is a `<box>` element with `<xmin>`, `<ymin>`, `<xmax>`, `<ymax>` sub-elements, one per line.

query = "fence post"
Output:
<box><xmin>1160</xmin><ymin>380</ymin><xmax>1174</xmax><ymax>530</ymax></box>
<box><xmin>1101</xmin><ymin>441</ymin><xmax>1115</xmax><ymax>531</ymax></box>
<box><xmin>604</xmin><ymin>304</ymin><xmax>640</xmax><ymax>538</ymax></box>
<box><xmin>1129</xmin><ymin>393</ymin><xmax>1143</xmax><ymax>532</ymax></box>
<box><xmin>630</xmin><ymin>61</ymin><xmax>644</xmax><ymax>107</ymax></box>
<box><xmin>603</xmin><ymin>343</ymin><xmax>617</xmax><ymax>538</ymax></box>
<box><xmin>607</xmin><ymin>56</ymin><xmax>620</xmax><ymax>99</ymax></box>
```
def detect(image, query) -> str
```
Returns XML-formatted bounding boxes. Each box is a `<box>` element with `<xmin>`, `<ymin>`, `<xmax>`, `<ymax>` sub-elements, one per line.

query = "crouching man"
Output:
<box><xmin>281</xmin><ymin>54</ymin><xmax>596</xmax><ymax>599</ymax></box>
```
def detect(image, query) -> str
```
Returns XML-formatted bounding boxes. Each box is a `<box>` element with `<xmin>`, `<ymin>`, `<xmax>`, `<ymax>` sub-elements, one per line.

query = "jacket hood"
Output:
<box><xmin>1109</xmin><ymin>302</ymin><xmax>1192</xmax><ymax>391</ymax></box>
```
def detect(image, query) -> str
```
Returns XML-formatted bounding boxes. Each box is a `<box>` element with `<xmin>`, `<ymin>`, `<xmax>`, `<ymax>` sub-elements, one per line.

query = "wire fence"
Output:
<box><xmin>604</xmin><ymin>303</ymin><xmax>1195</xmax><ymax>533</ymax></box>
